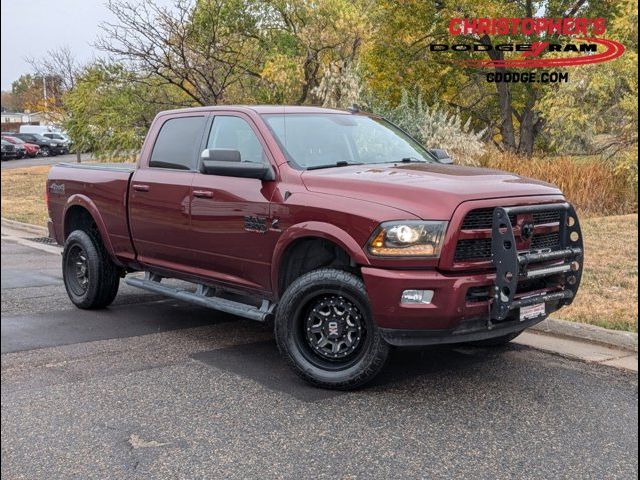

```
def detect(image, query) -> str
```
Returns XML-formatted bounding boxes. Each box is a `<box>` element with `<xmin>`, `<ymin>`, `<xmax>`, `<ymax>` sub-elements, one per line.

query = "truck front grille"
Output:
<box><xmin>461</xmin><ymin>208</ymin><xmax>561</xmax><ymax>230</ymax></box>
<box><xmin>454</xmin><ymin>206</ymin><xmax>562</xmax><ymax>262</ymax></box>
<box><xmin>533</xmin><ymin>211</ymin><xmax>561</xmax><ymax>225</ymax></box>
<box><xmin>461</xmin><ymin>208</ymin><xmax>516</xmax><ymax>229</ymax></box>
<box><xmin>530</xmin><ymin>232</ymin><xmax>560</xmax><ymax>250</ymax></box>
<box><xmin>454</xmin><ymin>238</ymin><xmax>492</xmax><ymax>262</ymax></box>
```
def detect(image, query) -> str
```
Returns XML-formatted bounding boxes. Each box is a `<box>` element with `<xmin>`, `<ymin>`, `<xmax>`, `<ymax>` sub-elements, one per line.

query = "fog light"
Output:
<box><xmin>401</xmin><ymin>290</ymin><xmax>434</xmax><ymax>304</ymax></box>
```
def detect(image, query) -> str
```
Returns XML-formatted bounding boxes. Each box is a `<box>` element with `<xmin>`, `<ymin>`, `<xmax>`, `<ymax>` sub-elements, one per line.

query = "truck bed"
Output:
<box><xmin>47</xmin><ymin>162</ymin><xmax>137</xmax><ymax>264</ymax></box>
<box><xmin>57</xmin><ymin>162</ymin><xmax>137</xmax><ymax>171</ymax></box>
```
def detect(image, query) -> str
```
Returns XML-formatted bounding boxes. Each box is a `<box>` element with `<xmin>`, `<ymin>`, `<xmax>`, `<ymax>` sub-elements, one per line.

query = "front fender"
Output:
<box><xmin>270</xmin><ymin>221</ymin><xmax>371</xmax><ymax>293</ymax></box>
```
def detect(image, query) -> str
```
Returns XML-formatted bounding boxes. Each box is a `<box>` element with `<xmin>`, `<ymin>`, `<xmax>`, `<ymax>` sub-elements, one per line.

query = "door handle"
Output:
<box><xmin>193</xmin><ymin>190</ymin><xmax>213</xmax><ymax>199</ymax></box>
<box><xmin>132</xmin><ymin>184</ymin><xmax>150</xmax><ymax>192</ymax></box>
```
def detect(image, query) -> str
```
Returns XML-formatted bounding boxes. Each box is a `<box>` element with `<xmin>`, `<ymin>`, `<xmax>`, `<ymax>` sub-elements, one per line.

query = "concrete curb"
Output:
<box><xmin>515</xmin><ymin>331</ymin><xmax>638</xmax><ymax>373</ymax></box>
<box><xmin>1</xmin><ymin>217</ymin><xmax>48</xmax><ymax>236</ymax></box>
<box><xmin>533</xmin><ymin>317</ymin><xmax>638</xmax><ymax>352</ymax></box>
<box><xmin>2</xmin><ymin>217</ymin><xmax>638</xmax><ymax>354</ymax></box>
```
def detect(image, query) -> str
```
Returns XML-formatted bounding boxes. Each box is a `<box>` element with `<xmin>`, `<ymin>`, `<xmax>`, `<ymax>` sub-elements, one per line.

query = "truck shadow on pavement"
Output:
<box><xmin>192</xmin><ymin>340</ymin><xmax>508</xmax><ymax>402</ymax></box>
<box><xmin>0</xmin><ymin>300</ymin><xmax>235</xmax><ymax>354</ymax></box>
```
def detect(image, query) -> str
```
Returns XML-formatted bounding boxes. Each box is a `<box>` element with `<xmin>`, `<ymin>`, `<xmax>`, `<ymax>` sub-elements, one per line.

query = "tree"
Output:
<box><xmin>539</xmin><ymin>0</ymin><xmax>638</xmax><ymax>157</ymax></box>
<box><xmin>62</xmin><ymin>62</ymin><xmax>189</xmax><ymax>158</ymax></box>
<box><xmin>1</xmin><ymin>91</ymin><xmax>20</xmax><ymax>112</ymax></box>
<box><xmin>97</xmin><ymin>0</ymin><xmax>371</xmax><ymax>106</ymax></box>
<box><xmin>10</xmin><ymin>74</ymin><xmax>64</xmax><ymax>120</ymax></box>
<box><xmin>97</xmin><ymin>0</ymin><xmax>265</xmax><ymax>105</ymax></box>
<box><xmin>26</xmin><ymin>46</ymin><xmax>83</xmax><ymax>92</ymax></box>
<box><xmin>364</xmin><ymin>0</ymin><xmax>620</xmax><ymax>156</ymax></box>
<box><xmin>257</xmin><ymin>0</ymin><xmax>372</xmax><ymax>104</ymax></box>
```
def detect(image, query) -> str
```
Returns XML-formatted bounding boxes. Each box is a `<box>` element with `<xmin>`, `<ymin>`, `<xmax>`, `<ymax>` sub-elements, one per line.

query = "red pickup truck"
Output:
<box><xmin>46</xmin><ymin>105</ymin><xmax>583</xmax><ymax>389</ymax></box>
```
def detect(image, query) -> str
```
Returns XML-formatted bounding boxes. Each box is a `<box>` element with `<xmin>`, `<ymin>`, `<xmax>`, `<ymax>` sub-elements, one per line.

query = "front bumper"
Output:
<box><xmin>362</xmin><ymin>202</ymin><xmax>583</xmax><ymax>346</ymax></box>
<box><xmin>362</xmin><ymin>266</ymin><xmax>563</xmax><ymax>346</ymax></box>
<box><xmin>380</xmin><ymin>316</ymin><xmax>546</xmax><ymax>347</ymax></box>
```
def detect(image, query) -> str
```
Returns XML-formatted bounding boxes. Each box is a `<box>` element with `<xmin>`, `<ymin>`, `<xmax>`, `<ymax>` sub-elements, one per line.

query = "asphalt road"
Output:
<box><xmin>1</xmin><ymin>153</ymin><xmax>93</xmax><ymax>170</ymax></box>
<box><xmin>1</xmin><ymin>235</ymin><xmax>637</xmax><ymax>479</ymax></box>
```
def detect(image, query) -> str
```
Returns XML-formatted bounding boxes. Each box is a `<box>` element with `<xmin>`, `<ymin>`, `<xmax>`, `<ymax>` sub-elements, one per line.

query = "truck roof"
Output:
<box><xmin>156</xmin><ymin>105</ymin><xmax>354</xmax><ymax>117</ymax></box>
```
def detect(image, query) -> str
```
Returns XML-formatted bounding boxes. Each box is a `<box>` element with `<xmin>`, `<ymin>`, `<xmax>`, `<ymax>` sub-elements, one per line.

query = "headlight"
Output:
<box><xmin>368</xmin><ymin>221</ymin><xmax>448</xmax><ymax>257</ymax></box>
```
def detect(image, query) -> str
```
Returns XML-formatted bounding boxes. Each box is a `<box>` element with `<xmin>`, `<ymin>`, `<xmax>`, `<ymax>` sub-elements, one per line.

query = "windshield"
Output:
<box><xmin>262</xmin><ymin>113</ymin><xmax>434</xmax><ymax>170</ymax></box>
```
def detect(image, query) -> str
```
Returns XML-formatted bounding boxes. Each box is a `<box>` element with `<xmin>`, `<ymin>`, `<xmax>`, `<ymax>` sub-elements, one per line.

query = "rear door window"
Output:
<box><xmin>150</xmin><ymin>116</ymin><xmax>207</xmax><ymax>170</ymax></box>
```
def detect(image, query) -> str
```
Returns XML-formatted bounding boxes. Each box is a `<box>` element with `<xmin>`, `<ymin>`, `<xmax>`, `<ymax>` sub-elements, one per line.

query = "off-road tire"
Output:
<box><xmin>275</xmin><ymin>268</ymin><xmax>389</xmax><ymax>390</ymax></box>
<box><xmin>62</xmin><ymin>229</ymin><xmax>120</xmax><ymax>309</ymax></box>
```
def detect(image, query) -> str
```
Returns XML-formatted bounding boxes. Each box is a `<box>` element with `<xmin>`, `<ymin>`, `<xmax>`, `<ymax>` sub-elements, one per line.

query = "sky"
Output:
<box><xmin>0</xmin><ymin>0</ymin><xmax>115</xmax><ymax>90</ymax></box>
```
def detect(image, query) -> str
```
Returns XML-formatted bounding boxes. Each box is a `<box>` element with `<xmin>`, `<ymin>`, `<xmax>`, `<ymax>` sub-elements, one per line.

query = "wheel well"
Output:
<box><xmin>64</xmin><ymin>205</ymin><xmax>98</xmax><ymax>239</ymax></box>
<box><xmin>278</xmin><ymin>237</ymin><xmax>355</xmax><ymax>296</ymax></box>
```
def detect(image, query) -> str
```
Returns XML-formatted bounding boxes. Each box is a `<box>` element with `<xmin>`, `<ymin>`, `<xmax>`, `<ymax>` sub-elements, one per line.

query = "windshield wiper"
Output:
<box><xmin>306</xmin><ymin>161</ymin><xmax>363</xmax><ymax>171</ymax></box>
<box><xmin>400</xmin><ymin>157</ymin><xmax>427</xmax><ymax>163</ymax></box>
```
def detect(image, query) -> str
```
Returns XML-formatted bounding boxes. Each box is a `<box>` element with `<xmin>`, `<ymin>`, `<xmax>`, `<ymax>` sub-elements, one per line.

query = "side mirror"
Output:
<box><xmin>201</xmin><ymin>148</ymin><xmax>241</xmax><ymax>163</ymax></box>
<box><xmin>428</xmin><ymin>149</ymin><xmax>453</xmax><ymax>164</ymax></box>
<box><xmin>201</xmin><ymin>149</ymin><xmax>275</xmax><ymax>180</ymax></box>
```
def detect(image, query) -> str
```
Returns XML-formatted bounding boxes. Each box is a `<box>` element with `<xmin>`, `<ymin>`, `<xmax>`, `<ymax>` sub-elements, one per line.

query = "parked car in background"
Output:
<box><xmin>11</xmin><ymin>133</ymin><xmax>65</xmax><ymax>156</ymax></box>
<box><xmin>2</xmin><ymin>135</ymin><xmax>41</xmax><ymax>158</ymax></box>
<box><xmin>0</xmin><ymin>136</ymin><xmax>26</xmax><ymax>158</ymax></box>
<box><xmin>1</xmin><ymin>139</ymin><xmax>18</xmax><ymax>160</ymax></box>
<box><xmin>12</xmin><ymin>142</ymin><xmax>26</xmax><ymax>158</ymax></box>
<box><xmin>43</xmin><ymin>132</ymin><xmax>72</xmax><ymax>150</ymax></box>
<box><xmin>19</xmin><ymin>125</ymin><xmax>56</xmax><ymax>135</ymax></box>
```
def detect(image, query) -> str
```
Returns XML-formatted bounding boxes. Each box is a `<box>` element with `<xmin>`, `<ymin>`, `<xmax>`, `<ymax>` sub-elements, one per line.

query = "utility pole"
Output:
<box><xmin>42</xmin><ymin>76</ymin><xmax>48</xmax><ymax>111</ymax></box>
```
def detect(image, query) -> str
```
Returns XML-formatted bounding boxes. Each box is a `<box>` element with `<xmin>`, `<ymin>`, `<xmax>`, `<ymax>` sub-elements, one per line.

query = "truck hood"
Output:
<box><xmin>301</xmin><ymin>163</ymin><xmax>563</xmax><ymax>220</ymax></box>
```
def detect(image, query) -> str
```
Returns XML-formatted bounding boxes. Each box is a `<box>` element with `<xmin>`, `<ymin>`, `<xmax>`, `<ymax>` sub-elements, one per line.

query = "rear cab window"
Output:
<box><xmin>149</xmin><ymin>116</ymin><xmax>207</xmax><ymax>170</ymax></box>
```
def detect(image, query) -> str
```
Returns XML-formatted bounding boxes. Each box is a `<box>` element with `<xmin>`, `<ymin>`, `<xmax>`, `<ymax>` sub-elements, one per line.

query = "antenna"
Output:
<box><xmin>347</xmin><ymin>103</ymin><xmax>360</xmax><ymax>113</ymax></box>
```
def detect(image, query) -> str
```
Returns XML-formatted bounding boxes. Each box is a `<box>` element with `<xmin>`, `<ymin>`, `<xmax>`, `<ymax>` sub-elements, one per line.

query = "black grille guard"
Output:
<box><xmin>490</xmin><ymin>202</ymin><xmax>583</xmax><ymax>322</ymax></box>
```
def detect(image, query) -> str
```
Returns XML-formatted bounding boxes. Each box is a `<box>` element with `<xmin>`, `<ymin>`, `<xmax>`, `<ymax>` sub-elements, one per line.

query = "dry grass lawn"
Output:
<box><xmin>1</xmin><ymin>166</ymin><xmax>50</xmax><ymax>226</ymax></box>
<box><xmin>560</xmin><ymin>214</ymin><xmax>638</xmax><ymax>332</ymax></box>
<box><xmin>1</xmin><ymin>165</ymin><xmax>638</xmax><ymax>332</ymax></box>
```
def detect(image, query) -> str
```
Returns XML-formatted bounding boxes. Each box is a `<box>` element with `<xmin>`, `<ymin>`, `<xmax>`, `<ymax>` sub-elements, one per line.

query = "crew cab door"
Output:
<box><xmin>129</xmin><ymin>114</ymin><xmax>207</xmax><ymax>270</ymax></box>
<box><xmin>188</xmin><ymin>113</ymin><xmax>279</xmax><ymax>293</ymax></box>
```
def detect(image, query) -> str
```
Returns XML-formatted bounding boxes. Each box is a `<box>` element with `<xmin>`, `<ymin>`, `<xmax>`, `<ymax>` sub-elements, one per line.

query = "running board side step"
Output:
<box><xmin>125</xmin><ymin>273</ymin><xmax>274</xmax><ymax>322</ymax></box>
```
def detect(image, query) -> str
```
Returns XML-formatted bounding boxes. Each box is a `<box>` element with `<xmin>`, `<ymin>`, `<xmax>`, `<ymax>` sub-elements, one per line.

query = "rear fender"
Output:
<box><xmin>63</xmin><ymin>194</ymin><xmax>122</xmax><ymax>266</ymax></box>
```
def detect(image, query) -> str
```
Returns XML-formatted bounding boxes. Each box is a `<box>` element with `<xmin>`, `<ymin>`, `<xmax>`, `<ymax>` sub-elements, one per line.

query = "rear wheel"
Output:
<box><xmin>62</xmin><ymin>230</ymin><xmax>120</xmax><ymax>309</ymax></box>
<box><xmin>40</xmin><ymin>146</ymin><xmax>51</xmax><ymax>157</ymax></box>
<box><xmin>275</xmin><ymin>269</ymin><xmax>389</xmax><ymax>390</ymax></box>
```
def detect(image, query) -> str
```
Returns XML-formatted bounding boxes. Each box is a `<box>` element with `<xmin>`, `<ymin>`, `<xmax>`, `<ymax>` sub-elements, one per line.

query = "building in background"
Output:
<box><xmin>0</xmin><ymin>110</ymin><xmax>46</xmax><ymax>132</ymax></box>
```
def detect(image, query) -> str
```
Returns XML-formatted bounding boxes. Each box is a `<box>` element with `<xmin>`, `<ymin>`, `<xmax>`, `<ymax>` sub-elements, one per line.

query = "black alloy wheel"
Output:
<box><xmin>64</xmin><ymin>244</ymin><xmax>90</xmax><ymax>296</ymax></box>
<box><xmin>62</xmin><ymin>229</ymin><xmax>120</xmax><ymax>309</ymax></box>
<box><xmin>275</xmin><ymin>269</ymin><xmax>389</xmax><ymax>389</ymax></box>
<box><xmin>303</xmin><ymin>294</ymin><xmax>366</xmax><ymax>362</ymax></box>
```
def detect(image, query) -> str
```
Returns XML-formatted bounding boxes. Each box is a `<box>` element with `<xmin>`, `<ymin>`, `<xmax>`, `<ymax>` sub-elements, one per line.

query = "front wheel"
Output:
<box><xmin>275</xmin><ymin>269</ymin><xmax>389</xmax><ymax>390</ymax></box>
<box><xmin>62</xmin><ymin>230</ymin><xmax>120</xmax><ymax>309</ymax></box>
